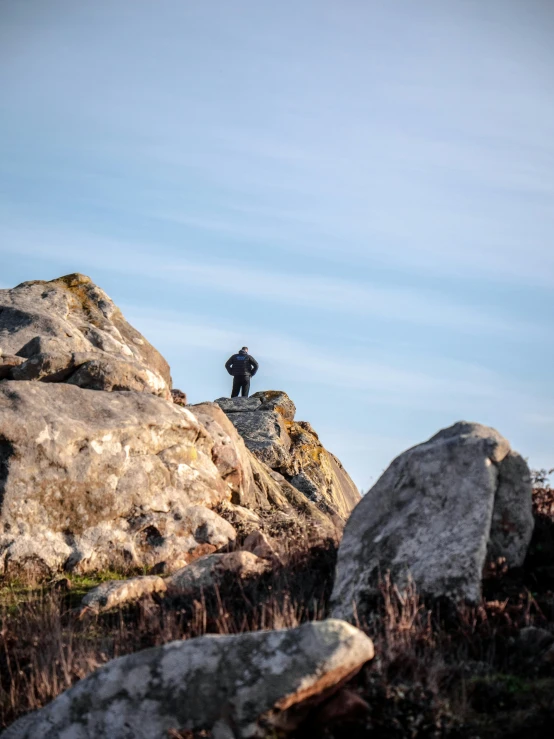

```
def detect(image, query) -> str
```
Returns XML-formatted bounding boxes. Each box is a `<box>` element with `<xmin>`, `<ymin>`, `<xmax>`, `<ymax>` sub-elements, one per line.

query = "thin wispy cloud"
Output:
<box><xmin>1</xmin><ymin>0</ymin><xmax>553</xmax><ymax>486</ymax></box>
<box><xmin>123</xmin><ymin>305</ymin><xmax>545</xmax><ymax>413</ymax></box>
<box><xmin>0</xmin><ymin>221</ymin><xmax>543</xmax><ymax>338</ymax></box>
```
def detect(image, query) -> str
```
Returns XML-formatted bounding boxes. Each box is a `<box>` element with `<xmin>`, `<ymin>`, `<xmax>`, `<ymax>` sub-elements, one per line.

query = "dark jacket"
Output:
<box><xmin>225</xmin><ymin>350</ymin><xmax>259</xmax><ymax>377</ymax></box>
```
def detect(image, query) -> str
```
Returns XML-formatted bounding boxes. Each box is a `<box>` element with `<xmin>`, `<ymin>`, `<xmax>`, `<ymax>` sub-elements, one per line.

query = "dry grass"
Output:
<box><xmin>1</xmin><ymin>478</ymin><xmax>554</xmax><ymax>737</ymax></box>
<box><xmin>0</xmin><ymin>539</ymin><xmax>335</xmax><ymax>729</ymax></box>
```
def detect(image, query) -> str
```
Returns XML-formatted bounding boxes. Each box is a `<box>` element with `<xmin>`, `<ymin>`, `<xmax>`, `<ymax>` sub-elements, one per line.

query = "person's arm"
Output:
<box><xmin>225</xmin><ymin>356</ymin><xmax>234</xmax><ymax>375</ymax></box>
<box><xmin>249</xmin><ymin>355</ymin><xmax>259</xmax><ymax>376</ymax></box>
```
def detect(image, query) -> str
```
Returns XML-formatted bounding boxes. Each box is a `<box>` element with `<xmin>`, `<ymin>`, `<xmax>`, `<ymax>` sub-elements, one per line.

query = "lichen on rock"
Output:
<box><xmin>1</xmin><ymin>620</ymin><xmax>374</xmax><ymax>739</ymax></box>
<box><xmin>331</xmin><ymin>421</ymin><xmax>534</xmax><ymax>620</ymax></box>
<box><xmin>0</xmin><ymin>381</ymin><xmax>235</xmax><ymax>578</ymax></box>
<box><xmin>215</xmin><ymin>391</ymin><xmax>360</xmax><ymax>520</ymax></box>
<box><xmin>0</xmin><ymin>273</ymin><xmax>171</xmax><ymax>397</ymax></box>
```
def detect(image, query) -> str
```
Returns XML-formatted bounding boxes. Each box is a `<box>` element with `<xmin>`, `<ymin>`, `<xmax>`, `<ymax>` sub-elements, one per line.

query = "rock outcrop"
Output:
<box><xmin>1</xmin><ymin>620</ymin><xmax>374</xmax><ymax>739</ymax></box>
<box><xmin>331</xmin><ymin>422</ymin><xmax>534</xmax><ymax>619</ymax></box>
<box><xmin>188</xmin><ymin>401</ymin><xmax>264</xmax><ymax>509</ymax></box>
<box><xmin>0</xmin><ymin>383</ymin><xmax>337</xmax><ymax>579</ymax></box>
<box><xmin>0</xmin><ymin>381</ymin><xmax>236</xmax><ymax>577</ymax></box>
<box><xmin>189</xmin><ymin>401</ymin><xmax>340</xmax><ymax>535</ymax></box>
<box><xmin>215</xmin><ymin>392</ymin><xmax>360</xmax><ymax>520</ymax></box>
<box><xmin>0</xmin><ymin>275</ymin><xmax>357</xmax><ymax>580</ymax></box>
<box><xmin>0</xmin><ymin>273</ymin><xmax>171</xmax><ymax>398</ymax></box>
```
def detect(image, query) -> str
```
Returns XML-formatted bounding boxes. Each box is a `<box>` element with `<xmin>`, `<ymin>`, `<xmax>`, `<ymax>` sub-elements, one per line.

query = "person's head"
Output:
<box><xmin>241</xmin><ymin>346</ymin><xmax>248</xmax><ymax>352</ymax></box>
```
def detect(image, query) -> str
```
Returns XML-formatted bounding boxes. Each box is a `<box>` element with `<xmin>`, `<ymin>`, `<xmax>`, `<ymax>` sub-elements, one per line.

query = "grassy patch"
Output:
<box><xmin>1</xmin><ymin>483</ymin><xmax>553</xmax><ymax>736</ymax></box>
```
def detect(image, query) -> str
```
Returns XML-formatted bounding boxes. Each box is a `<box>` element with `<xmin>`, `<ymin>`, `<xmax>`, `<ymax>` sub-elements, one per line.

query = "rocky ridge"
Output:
<box><xmin>0</xmin><ymin>274</ymin><xmax>355</xmax><ymax>580</ymax></box>
<box><xmin>215</xmin><ymin>392</ymin><xmax>360</xmax><ymax>520</ymax></box>
<box><xmin>0</xmin><ymin>272</ymin><xmax>547</xmax><ymax>739</ymax></box>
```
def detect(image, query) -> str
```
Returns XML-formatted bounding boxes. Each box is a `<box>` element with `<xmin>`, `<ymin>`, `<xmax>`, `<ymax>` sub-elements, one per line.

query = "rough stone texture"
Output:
<box><xmin>285</xmin><ymin>421</ymin><xmax>361</xmax><ymax>519</ymax></box>
<box><xmin>216</xmin><ymin>396</ymin><xmax>262</xmax><ymax>413</ymax></box>
<box><xmin>189</xmin><ymin>402</ymin><xmax>265</xmax><ymax>509</ymax></box>
<box><xmin>248</xmin><ymin>455</ymin><xmax>337</xmax><ymax>535</ymax></box>
<box><xmin>80</xmin><ymin>575</ymin><xmax>167</xmax><ymax>615</ymax></box>
<box><xmin>243</xmin><ymin>531</ymin><xmax>278</xmax><ymax>560</ymax></box>
<box><xmin>166</xmin><ymin>551</ymin><xmax>270</xmax><ymax>594</ymax></box>
<box><xmin>331</xmin><ymin>422</ymin><xmax>534</xmax><ymax>618</ymax></box>
<box><xmin>215</xmin><ymin>392</ymin><xmax>360</xmax><ymax>520</ymax></box>
<box><xmin>0</xmin><ymin>273</ymin><xmax>171</xmax><ymax>397</ymax></box>
<box><xmin>224</xmin><ymin>409</ymin><xmax>292</xmax><ymax>469</ymax></box>
<box><xmin>0</xmin><ymin>381</ymin><xmax>235</xmax><ymax>577</ymax></box>
<box><xmin>1</xmin><ymin>620</ymin><xmax>374</xmax><ymax>739</ymax></box>
<box><xmin>191</xmin><ymin>403</ymin><xmax>338</xmax><ymax>536</ymax></box>
<box><xmin>253</xmin><ymin>390</ymin><xmax>296</xmax><ymax>421</ymax></box>
<box><xmin>221</xmin><ymin>503</ymin><xmax>262</xmax><ymax>526</ymax></box>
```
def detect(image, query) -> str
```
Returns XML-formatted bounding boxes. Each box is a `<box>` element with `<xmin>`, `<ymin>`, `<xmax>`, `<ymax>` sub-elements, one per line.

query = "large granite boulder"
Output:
<box><xmin>0</xmin><ymin>273</ymin><xmax>171</xmax><ymax>398</ymax></box>
<box><xmin>0</xmin><ymin>381</ymin><xmax>236</xmax><ymax>578</ymax></box>
<box><xmin>166</xmin><ymin>550</ymin><xmax>271</xmax><ymax>595</ymax></box>
<box><xmin>1</xmin><ymin>620</ymin><xmax>374</xmax><ymax>739</ymax></box>
<box><xmin>331</xmin><ymin>422</ymin><xmax>534</xmax><ymax>619</ymax></box>
<box><xmin>215</xmin><ymin>391</ymin><xmax>360</xmax><ymax>520</ymax></box>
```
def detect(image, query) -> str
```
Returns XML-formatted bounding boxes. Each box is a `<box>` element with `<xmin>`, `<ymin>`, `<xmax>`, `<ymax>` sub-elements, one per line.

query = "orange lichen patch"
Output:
<box><xmin>291</xmin><ymin>442</ymin><xmax>324</xmax><ymax>465</ymax></box>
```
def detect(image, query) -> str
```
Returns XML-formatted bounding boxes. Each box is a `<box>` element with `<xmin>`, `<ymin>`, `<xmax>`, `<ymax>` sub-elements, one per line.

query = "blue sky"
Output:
<box><xmin>1</xmin><ymin>0</ymin><xmax>553</xmax><ymax>489</ymax></box>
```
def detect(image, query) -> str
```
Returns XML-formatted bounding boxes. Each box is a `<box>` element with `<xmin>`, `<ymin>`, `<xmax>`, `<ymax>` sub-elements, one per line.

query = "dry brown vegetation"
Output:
<box><xmin>1</xmin><ymin>476</ymin><xmax>554</xmax><ymax>737</ymax></box>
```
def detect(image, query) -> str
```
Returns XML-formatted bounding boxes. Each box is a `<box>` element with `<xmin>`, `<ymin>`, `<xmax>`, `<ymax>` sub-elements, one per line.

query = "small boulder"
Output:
<box><xmin>0</xmin><ymin>354</ymin><xmax>25</xmax><ymax>380</ymax></box>
<box><xmin>80</xmin><ymin>575</ymin><xmax>167</xmax><ymax>616</ymax></box>
<box><xmin>167</xmin><ymin>550</ymin><xmax>270</xmax><ymax>594</ymax></box>
<box><xmin>0</xmin><ymin>273</ymin><xmax>171</xmax><ymax>397</ymax></box>
<box><xmin>67</xmin><ymin>357</ymin><xmax>168</xmax><ymax>396</ymax></box>
<box><xmin>252</xmin><ymin>390</ymin><xmax>296</xmax><ymax>421</ymax></box>
<box><xmin>171</xmin><ymin>388</ymin><xmax>188</xmax><ymax>406</ymax></box>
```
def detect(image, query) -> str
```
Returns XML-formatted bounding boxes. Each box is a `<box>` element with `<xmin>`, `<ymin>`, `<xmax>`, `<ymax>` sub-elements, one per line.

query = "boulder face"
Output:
<box><xmin>215</xmin><ymin>391</ymin><xmax>360</xmax><ymax>520</ymax></box>
<box><xmin>0</xmin><ymin>273</ymin><xmax>171</xmax><ymax>398</ymax></box>
<box><xmin>2</xmin><ymin>620</ymin><xmax>374</xmax><ymax>739</ymax></box>
<box><xmin>0</xmin><ymin>381</ymin><xmax>235</xmax><ymax>577</ymax></box>
<box><xmin>331</xmin><ymin>422</ymin><xmax>534</xmax><ymax>620</ymax></box>
<box><xmin>190</xmin><ymin>401</ymin><xmax>339</xmax><ymax>537</ymax></box>
<box><xmin>0</xmin><ymin>383</ymin><xmax>338</xmax><ymax>579</ymax></box>
<box><xmin>188</xmin><ymin>401</ymin><xmax>265</xmax><ymax>510</ymax></box>
<box><xmin>0</xmin><ymin>276</ymin><xmax>356</xmax><ymax>579</ymax></box>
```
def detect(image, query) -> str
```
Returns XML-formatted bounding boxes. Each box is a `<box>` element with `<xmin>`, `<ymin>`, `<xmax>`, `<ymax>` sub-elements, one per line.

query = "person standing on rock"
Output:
<box><xmin>225</xmin><ymin>346</ymin><xmax>259</xmax><ymax>398</ymax></box>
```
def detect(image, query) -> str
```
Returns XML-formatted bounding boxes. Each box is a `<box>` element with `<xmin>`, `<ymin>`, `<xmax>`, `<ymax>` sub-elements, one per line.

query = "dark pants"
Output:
<box><xmin>231</xmin><ymin>375</ymin><xmax>251</xmax><ymax>398</ymax></box>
